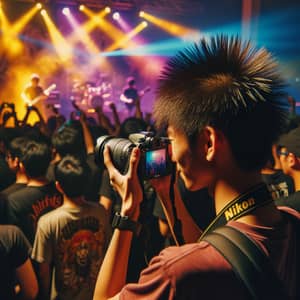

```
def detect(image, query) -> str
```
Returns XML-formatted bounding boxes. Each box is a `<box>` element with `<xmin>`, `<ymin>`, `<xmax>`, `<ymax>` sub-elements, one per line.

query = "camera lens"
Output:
<box><xmin>95</xmin><ymin>135</ymin><xmax>135</xmax><ymax>174</ymax></box>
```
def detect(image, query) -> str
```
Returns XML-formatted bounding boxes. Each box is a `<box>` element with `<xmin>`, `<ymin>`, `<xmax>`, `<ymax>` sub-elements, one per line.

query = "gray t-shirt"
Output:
<box><xmin>32</xmin><ymin>201</ymin><xmax>111</xmax><ymax>300</ymax></box>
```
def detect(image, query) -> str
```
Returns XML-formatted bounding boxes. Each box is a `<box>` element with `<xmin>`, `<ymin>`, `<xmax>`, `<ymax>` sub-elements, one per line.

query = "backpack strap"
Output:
<box><xmin>202</xmin><ymin>225</ymin><xmax>289</xmax><ymax>300</ymax></box>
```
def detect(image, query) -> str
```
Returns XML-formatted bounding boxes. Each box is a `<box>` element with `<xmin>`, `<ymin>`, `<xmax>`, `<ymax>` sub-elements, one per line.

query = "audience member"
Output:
<box><xmin>261</xmin><ymin>144</ymin><xmax>294</xmax><ymax>199</ymax></box>
<box><xmin>32</xmin><ymin>155</ymin><xmax>111</xmax><ymax>300</ymax></box>
<box><xmin>48</xmin><ymin>113</ymin><xmax>102</xmax><ymax>203</ymax></box>
<box><xmin>1</xmin><ymin>136</ymin><xmax>29</xmax><ymax>196</ymax></box>
<box><xmin>275</xmin><ymin>126</ymin><xmax>300</xmax><ymax>211</ymax></box>
<box><xmin>7</xmin><ymin>140</ymin><xmax>63</xmax><ymax>244</ymax></box>
<box><xmin>93</xmin><ymin>36</ymin><xmax>300</xmax><ymax>299</ymax></box>
<box><xmin>0</xmin><ymin>225</ymin><xmax>38</xmax><ymax>299</ymax></box>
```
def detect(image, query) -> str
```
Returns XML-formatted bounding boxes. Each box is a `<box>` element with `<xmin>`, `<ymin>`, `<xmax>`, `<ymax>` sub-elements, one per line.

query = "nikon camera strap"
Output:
<box><xmin>199</xmin><ymin>183</ymin><xmax>289</xmax><ymax>299</ymax></box>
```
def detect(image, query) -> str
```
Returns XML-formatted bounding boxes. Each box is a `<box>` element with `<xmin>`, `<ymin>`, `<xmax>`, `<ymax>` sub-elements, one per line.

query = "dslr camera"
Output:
<box><xmin>95</xmin><ymin>132</ymin><xmax>173</xmax><ymax>180</ymax></box>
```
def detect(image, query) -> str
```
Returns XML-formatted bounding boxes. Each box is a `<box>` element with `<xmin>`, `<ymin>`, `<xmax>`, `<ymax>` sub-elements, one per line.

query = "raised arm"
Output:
<box><xmin>93</xmin><ymin>146</ymin><xmax>143</xmax><ymax>300</ymax></box>
<box><xmin>79</xmin><ymin>111</ymin><xmax>95</xmax><ymax>154</ymax></box>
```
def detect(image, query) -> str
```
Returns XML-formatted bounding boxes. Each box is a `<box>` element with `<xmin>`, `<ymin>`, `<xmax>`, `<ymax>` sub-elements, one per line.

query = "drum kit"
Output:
<box><xmin>70</xmin><ymin>78</ymin><xmax>112</xmax><ymax>110</ymax></box>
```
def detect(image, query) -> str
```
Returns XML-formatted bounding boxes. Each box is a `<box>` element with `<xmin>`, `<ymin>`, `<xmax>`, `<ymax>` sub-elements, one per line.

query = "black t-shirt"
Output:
<box><xmin>153</xmin><ymin>177</ymin><xmax>215</xmax><ymax>231</ymax></box>
<box><xmin>261</xmin><ymin>170</ymin><xmax>294</xmax><ymax>199</ymax></box>
<box><xmin>275</xmin><ymin>190</ymin><xmax>300</xmax><ymax>212</ymax></box>
<box><xmin>0</xmin><ymin>156</ymin><xmax>15</xmax><ymax>192</ymax></box>
<box><xmin>0</xmin><ymin>182</ymin><xmax>27</xmax><ymax>197</ymax></box>
<box><xmin>7</xmin><ymin>183</ymin><xmax>63</xmax><ymax>244</ymax></box>
<box><xmin>0</xmin><ymin>225</ymin><xmax>31</xmax><ymax>299</ymax></box>
<box><xmin>123</xmin><ymin>86</ymin><xmax>139</xmax><ymax>110</ymax></box>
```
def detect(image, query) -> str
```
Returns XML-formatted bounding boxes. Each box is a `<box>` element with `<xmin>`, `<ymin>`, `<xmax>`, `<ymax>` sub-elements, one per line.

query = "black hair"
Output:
<box><xmin>8</xmin><ymin>136</ymin><xmax>30</xmax><ymax>160</ymax></box>
<box><xmin>51</xmin><ymin>126</ymin><xmax>84</xmax><ymax>158</ymax></box>
<box><xmin>154</xmin><ymin>35</ymin><xmax>288</xmax><ymax>171</ymax></box>
<box><xmin>55</xmin><ymin>155</ymin><xmax>90</xmax><ymax>198</ymax></box>
<box><xmin>119</xmin><ymin>117</ymin><xmax>148</xmax><ymax>138</ymax></box>
<box><xmin>21</xmin><ymin>141</ymin><xmax>52</xmax><ymax>178</ymax></box>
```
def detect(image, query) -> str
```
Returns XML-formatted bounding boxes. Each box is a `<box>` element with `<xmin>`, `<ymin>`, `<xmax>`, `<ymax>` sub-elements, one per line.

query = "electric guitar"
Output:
<box><xmin>22</xmin><ymin>83</ymin><xmax>57</xmax><ymax>107</ymax></box>
<box><xmin>120</xmin><ymin>86</ymin><xmax>151</xmax><ymax>104</ymax></box>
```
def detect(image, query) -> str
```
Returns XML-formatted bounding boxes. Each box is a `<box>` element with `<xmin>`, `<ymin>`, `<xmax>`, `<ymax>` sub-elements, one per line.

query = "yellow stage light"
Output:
<box><xmin>0</xmin><ymin>3</ymin><xmax>40</xmax><ymax>56</ymax></box>
<box><xmin>41</xmin><ymin>10</ymin><xmax>72</xmax><ymax>61</ymax></box>
<box><xmin>139</xmin><ymin>11</ymin><xmax>145</xmax><ymax>17</ymax></box>
<box><xmin>36</xmin><ymin>3</ymin><xmax>42</xmax><ymax>9</ymax></box>
<box><xmin>106</xmin><ymin>21</ymin><xmax>148</xmax><ymax>52</ymax></box>
<box><xmin>10</xmin><ymin>4</ymin><xmax>41</xmax><ymax>35</ymax></box>
<box><xmin>140</xmin><ymin>11</ymin><xmax>197</xmax><ymax>38</ymax></box>
<box><xmin>79</xmin><ymin>5</ymin><xmax>85</xmax><ymax>11</ymax></box>
<box><xmin>105</xmin><ymin>7</ymin><xmax>111</xmax><ymax>13</ymax></box>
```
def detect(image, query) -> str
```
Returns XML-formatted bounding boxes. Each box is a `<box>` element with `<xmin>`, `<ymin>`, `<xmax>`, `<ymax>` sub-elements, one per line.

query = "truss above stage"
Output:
<box><xmin>12</xmin><ymin>0</ymin><xmax>203</xmax><ymax>15</ymax></box>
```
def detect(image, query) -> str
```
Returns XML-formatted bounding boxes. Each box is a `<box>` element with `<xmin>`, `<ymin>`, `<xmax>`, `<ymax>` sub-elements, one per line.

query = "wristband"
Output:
<box><xmin>112</xmin><ymin>212</ymin><xmax>141</xmax><ymax>236</ymax></box>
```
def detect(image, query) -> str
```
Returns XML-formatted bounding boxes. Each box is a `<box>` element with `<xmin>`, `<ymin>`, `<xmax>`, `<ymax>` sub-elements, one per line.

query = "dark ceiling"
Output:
<box><xmin>13</xmin><ymin>0</ymin><xmax>203</xmax><ymax>14</ymax></box>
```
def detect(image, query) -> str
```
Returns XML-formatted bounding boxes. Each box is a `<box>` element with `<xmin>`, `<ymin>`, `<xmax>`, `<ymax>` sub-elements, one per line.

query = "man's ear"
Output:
<box><xmin>55</xmin><ymin>181</ymin><xmax>64</xmax><ymax>194</ymax></box>
<box><xmin>203</xmin><ymin>126</ymin><xmax>219</xmax><ymax>162</ymax></box>
<box><xmin>13</xmin><ymin>157</ymin><xmax>19</xmax><ymax>169</ymax></box>
<box><xmin>289</xmin><ymin>153</ymin><xmax>300</xmax><ymax>169</ymax></box>
<box><xmin>19</xmin><ymin>161</ymin><xmax>26</xmax><ymax>172</ymax></box>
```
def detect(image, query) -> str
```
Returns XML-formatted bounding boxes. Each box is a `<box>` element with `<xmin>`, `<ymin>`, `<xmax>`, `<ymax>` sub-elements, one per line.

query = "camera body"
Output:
<box><xmin>95</xmin><ymin>132</ymin><xmax>173</xmax><ymax>180</ymax></box>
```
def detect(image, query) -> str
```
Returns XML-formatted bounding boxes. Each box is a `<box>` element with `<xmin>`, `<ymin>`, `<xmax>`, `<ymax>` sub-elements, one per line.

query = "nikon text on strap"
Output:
<box><xmin>200</xmin><ymin>183</ymin><xmax>272</xmax><ymax>238</ymax></box>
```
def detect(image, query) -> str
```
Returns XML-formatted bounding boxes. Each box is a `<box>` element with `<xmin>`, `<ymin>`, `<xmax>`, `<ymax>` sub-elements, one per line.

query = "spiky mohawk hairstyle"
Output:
<box><xmin>154</xmin><ymin>35</ymin><xmax>288</xmax><ymax>171</ymax></box>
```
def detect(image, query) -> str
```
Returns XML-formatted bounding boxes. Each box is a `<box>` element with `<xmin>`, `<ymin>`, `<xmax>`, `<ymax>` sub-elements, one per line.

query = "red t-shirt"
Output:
<box><xmin>120</xmin><ymin>207</ymin><xmax>299</xmax><ymax>299</ymax></box>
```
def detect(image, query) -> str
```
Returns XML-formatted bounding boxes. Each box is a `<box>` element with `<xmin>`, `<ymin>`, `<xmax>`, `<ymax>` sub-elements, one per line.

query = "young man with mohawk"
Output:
<box><xmin>93</xmin><ymin>36</ymin><xmax>300</xmax><ymax>300</ymax></box>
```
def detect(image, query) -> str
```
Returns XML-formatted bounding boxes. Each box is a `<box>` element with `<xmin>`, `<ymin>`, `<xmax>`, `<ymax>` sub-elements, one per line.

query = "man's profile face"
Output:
<box><xmin>279</xmin><ymin>147</ymin><xmax>291</xmax><ymax>175</ymax></box>
<box><xmin>167</xmin><ymin>125</ymin><xmax>211</xmax><ymax>191</ymax></box>
<box><xmin>31</xmin><ymin>78</ymin><xmax>39</xmax><ymax>87</ymax></box>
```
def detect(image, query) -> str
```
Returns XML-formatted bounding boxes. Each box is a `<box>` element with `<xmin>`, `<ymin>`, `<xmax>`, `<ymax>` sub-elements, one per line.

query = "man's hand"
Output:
<box><xmin>104</xmin><ymin>145</ymin><xmax>143</xmax><ymax>219</ymax></box>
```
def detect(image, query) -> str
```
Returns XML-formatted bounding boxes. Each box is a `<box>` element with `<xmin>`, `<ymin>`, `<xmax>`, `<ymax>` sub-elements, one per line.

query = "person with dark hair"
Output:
<box><xmin>32</xmin><ymin>155</ymin><xmax>111</xmax><ymax>300</ymax></box>
<box><xmin>0</xmin><ymin>128</ymin><xmax>16</xmax><ymax>192</ymax></box>
<box><xmin>0</xmin><ymin>225</ymin><xmax>38</xmax><ymax>299</ymax></box>
<box><xmin>48</xmin><ymin>112</ymin><xmax>102</xmax><ymax>203</ymax></box>
<box><xmin>261</xmin><ymin>144</ymin><xmax>294</xmax><ymax>199</ymax></box>
<box><xmin>275</xmin><ymin>126</ymin><xmax>300</xmax><ymax>211</ymax></box>
<box><xmin>93</xmin><ymin>36</ymin><xmax>300</xmax><ymax>299</ymax></box>
<box><xmin>7</xmin><ymin>140</ymin><xmax>63</xmax><ymax>244</ymax></box>
<box><xmin>1</xmin><ymin>136</ymin><xmax>29</xmax><ymax>196</ymax></box>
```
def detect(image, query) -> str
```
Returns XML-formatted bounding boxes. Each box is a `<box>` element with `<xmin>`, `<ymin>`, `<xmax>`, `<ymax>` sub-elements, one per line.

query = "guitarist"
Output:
<box><xmin>21</xmin><ymin>73</ymin><xmax>56</xmax><ymax>124</ymax></box>
<box><xmin>21</xmin><ymin>73</ymin><xmax>47</xmax><ymax>109</ymax></box>
<box><xmin>120</xmin><ymin>76</ymin><xmax>149</xmax><ymax>117</ymax></box>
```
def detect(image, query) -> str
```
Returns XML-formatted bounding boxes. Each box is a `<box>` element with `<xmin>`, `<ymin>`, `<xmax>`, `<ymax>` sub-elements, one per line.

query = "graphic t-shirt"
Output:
<box><xmin>32</xmin><ymin>202</ymin><xmax>111</xmax><ymax>300</ymax></box>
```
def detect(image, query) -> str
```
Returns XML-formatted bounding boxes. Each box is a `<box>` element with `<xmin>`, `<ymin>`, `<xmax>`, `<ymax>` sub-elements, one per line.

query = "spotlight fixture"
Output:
<box><xmin>41</xmin><ymin>9</ymin><xmax>46</xmax><ymax>16</ymax></box>
<box><xmin>139</xmin><ymin>11</ymin><xmax>145</xmax><ymax>17</ymax></box>
<box><xmin>142</xmin><ymin>21</ymin><xmax>148</xmax><ymax>27</ymax></box>
<box><xmin>112</xmin><ymin>12</ymin><xmax>120</xmax><ymax>20</ymax></box>
<box><xmin>79</xmin><ymin>4</ymin><xmax>85</xmax><ymax>11</ymax></box>
<box><xmin>105</xmin><ymin>7</ymin><xmax>111</xmax><ymax>13</ymax></box>
<box><xmin>62</xmin><ymin>7</ymin><xmax>70</xmax><ymax>16</ymax></box>
<box><xmin>36</xmin><ymin>3</ymin><xmax>42</xmax><ymax>9</ymax></box>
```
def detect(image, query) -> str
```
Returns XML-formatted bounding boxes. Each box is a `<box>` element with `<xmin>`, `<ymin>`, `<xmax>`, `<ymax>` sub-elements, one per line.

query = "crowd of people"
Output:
<box><xmin>0</xmin><ymin>35</ymin><xmax>299</xmax><ymax>300</ymax></box>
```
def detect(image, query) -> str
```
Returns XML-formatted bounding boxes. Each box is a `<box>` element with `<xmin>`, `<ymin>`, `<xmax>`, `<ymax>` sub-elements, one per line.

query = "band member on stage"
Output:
<box><xmin>21</xmin><ymin>73</ymin><xmax>47</xmax><ymax>108</ymax></box>
<box><xmin>21</xmin><ymin>73</ymin><xmax>56</xmax><ymax>124</ymax></box>
<box><xmin>120</xmin><ymin>77</ymin><xmax>142</xmax><ymax>117</ymax></box>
